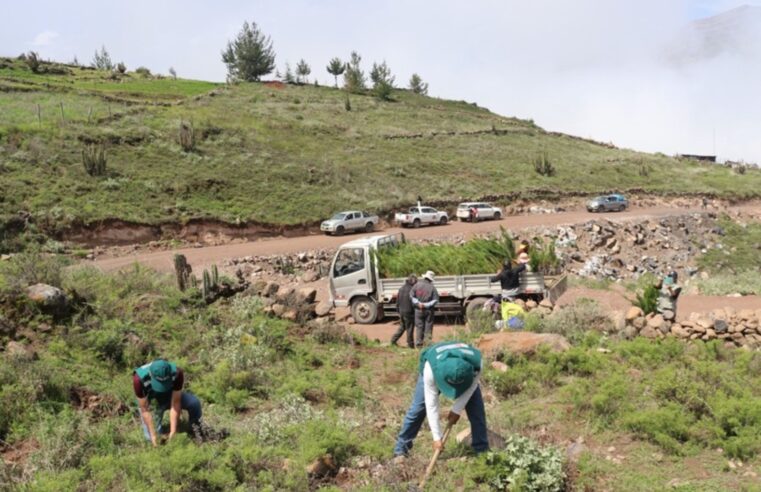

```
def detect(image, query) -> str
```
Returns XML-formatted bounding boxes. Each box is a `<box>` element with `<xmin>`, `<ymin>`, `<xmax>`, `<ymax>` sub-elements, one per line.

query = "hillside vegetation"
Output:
<box><xmin>1</xmin><ymin>56</ymin><xmax>760</xmax><ymax>238</ymax></box>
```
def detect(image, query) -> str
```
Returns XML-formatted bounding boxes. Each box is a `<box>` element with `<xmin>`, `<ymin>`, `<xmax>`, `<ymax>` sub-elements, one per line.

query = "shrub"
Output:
<box><xmin>533</xmin><ymin>151</ymin><xmax>556</xmax><ymax>177</ymax></box>
<box><xmin>115</xmin><ymin>62</ymin><xmax>126</xmax><ymax>74</ymax></box>
<box><xmin>622</xmin><ymin>403</ymin><xmax>694</xmax><ymax>455</ymax></box>
<box><xmin>310</xmin><ymin>321</ymin><xmax>350</xmax><ymax>344</ymax></box>
<box><xmin>82</xmin><ymin>143</ymin><xmax>107</xmax><ymax>177</ymax></box>
<box><xmin>178</xmin><ymin>121</ymin><xmax>195</xmax><ymax>152</ymax></box>
<box><xmin>537</xmin><ymin>298</ymin><xmax>613</xmax><ymax>342</ymax></box>
<box><xmin>634</xmin><ymin>283</ymin><xmax>659</xmax><ymax>315</ymax></box>
<box><xmin>252</xmin><ymin>394</ymin><xmax>322</xmax><ymax>444</ymax></box>
<box><xmin>25</xmin><ymin>51</ymin><xmax>41</xmax><ymax>73</ymax></box>
<box><xmin>473</xmin><ymin>435</ymin><xmax>565</xmax><ymax>491</ymax></box>
<box><xmin>0</xmin><ymin>247</ymin><xmax>67</xmax><ymax>296</ymax></box>
<box><xmin>135</xmin><ymin>66</ymin><xmax>152</xmax><ymax>77</ymax></box>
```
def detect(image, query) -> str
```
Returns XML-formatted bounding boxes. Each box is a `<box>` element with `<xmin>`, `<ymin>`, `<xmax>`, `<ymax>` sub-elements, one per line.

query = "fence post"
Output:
<box><xmin>59</xmin><ymin>101</ymin><xmax>65</xmax><ymax>123</ymax></box>
<box><xmin>37</xmin><ymin>104</ymin><xmax>41</xmax><ymax>126</ymax></box>
<box><xmin>87</xmin><ymin>106</ymin><xmax>92</xmax><ymax>124</ymax></box>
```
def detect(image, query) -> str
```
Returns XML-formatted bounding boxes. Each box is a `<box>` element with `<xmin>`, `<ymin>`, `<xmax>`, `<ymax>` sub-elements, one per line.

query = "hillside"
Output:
<box><xmin>1</xmin><ymin>56</ymin><xmax>760</xmax><ymax>239</ymax></box>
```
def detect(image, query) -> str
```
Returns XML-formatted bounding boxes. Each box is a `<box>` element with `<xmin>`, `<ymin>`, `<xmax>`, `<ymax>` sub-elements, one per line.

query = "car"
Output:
<box><xmin>456</xmin><ymin>202</ymin><xmax>503</xmax><ymax>222</ymax></box>
<box><xmin>321</xmin><ymin>211</ymin><xmax>379</xmax><ymax>235</ymax></box>
<box><xmin>394</xmin><ymin>206</ymin><xmax>449</xmax><ymax>228</ymax></box>
<box><xmin>587</xmin><ymin>194</ymin><xmax>628</xmax><ymax>212</ymax></box>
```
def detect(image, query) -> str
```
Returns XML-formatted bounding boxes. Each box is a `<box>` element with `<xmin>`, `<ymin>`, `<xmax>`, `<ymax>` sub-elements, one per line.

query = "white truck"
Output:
<box><xmin>394</xmin><ymin>206</ymin><xmax>449</xmax><ymax>228</ymax></box>
<box><xmin>328</xmin><ymin>233</ymin><xmax>567</xmax><ymax>324</ymax></box>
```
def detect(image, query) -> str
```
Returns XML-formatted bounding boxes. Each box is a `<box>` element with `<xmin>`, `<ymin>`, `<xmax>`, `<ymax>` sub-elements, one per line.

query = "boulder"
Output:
<box><xmin>250</xmin><ymin>279</ymin><xmax>268</xmax><ymax>295</ymax></box>
<box><xmin>633</xmin><ymin>317</ymin><xmax>646</xmax><ymax>329</ymax></box>
<box><xmin>26</xmin><ymin>283</ymin><xmax>67</xmax><ymax>315</ymax></box>
<box><xmin>622</xmin><ymin>325</ymin><xmax>638</xmax><ymax>340</ymax></box>
<box><xmin>315</xmin><ymin>301</ymin><xmax>332</xmax><ymax>317</ymax></box>
<box><xmin>262</xmin><ymin>281</ymin><xmax>280</xmax><ymax>297</ymax></box>
<box><xmin>714</xmin><ymin>319</ymin><xmax>729</xmax><ymax>334</ymax></box>
<box><xmin>490</xmin><ymin>361</ymin><xmax>508</xmax><ymax>373</ymax></box>
<box><xmin>525</xmin><ymin>300</ymin><xmax>538</xmax><ymax>310</ymax></box>
<box><xmin>272</xmin><ymin>304</ymin><xmax>286</xmax><ymax>317</ymax></box>
<box><xmin>626</xmin><ymin>307</ymin><xmax>644</xmax><ymax>321</ymax></box>
<box><xmin>5</xmin><ymin>341</ymin><xmax>36</xmax><ymax>360</ymax></box>
<box><xmin>739</xmin><ymin>309</ymin><xmax>755</xmax><ymax>321</ymax></box>
<box><xmin>640</xmin><ymin>326</ymin><xmax>659</xmax><ymax>339</ymax></box>
<box><xmin>609</xmin><ymin>311</ymin><xmax>626</xmax><ymax>333</ymax></box>
<box><xmin>282</xmin><ymin>310</ymin><xmax>299</xmax><ymax>321</ymax></box>
<box><xmin>477</xmin><ymin>332</ymin><xmax>570</xmax><ymax>356</ymax></box>
<box><xmin>301</xmin><ymin>271</ymin><xmax>319</xmax><ymax>283</ymax></box>
<box><xmin>456</xmin><ymin>428</ymin><xmax>507</xmax><ymax>450</ymax></box>
<box><xmin>275</xmin><ymin>286</ymin><xmax>295</xmax><ymax>303</ymax></box>
<box><xmin>296</xmin><ymin>287</ymin><xmax>317</xmax><ymax>304</ymax></box>
<box><xmin>647</xmin><ymin>314</ymin><xmax>665</xmax><ymax>331</ymax></box>
<box><xmin>696</xmin><ymin>318</ymin><xmax>713</xmax><ymax>330</ymax></box>
<box><xmin>662</xmin><ymin>310</ymin><xmax>675</xmax><ymax>322</ymax></box>
<box><xmin>671</xmin><ymin>324</ymin><xmax>689</xmax><ymax>338</ymax></box>
<box><xmin>702</xmin><ymin>329</ymin><xmax>717</xmax><ymax>341</ymax></box>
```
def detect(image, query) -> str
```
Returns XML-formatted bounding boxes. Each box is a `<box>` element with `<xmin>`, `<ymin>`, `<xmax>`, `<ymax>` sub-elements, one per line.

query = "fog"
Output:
<box><xmin>6</xmin><ymin>0</ymin><xmax>761</xmax><ymax>162</ymax></box>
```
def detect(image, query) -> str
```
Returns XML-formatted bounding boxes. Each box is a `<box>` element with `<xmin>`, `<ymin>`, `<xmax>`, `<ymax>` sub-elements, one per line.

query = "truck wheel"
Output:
<box><xmin>335</xmin><ymin>225</ymin><xmax>345</xmax><ymax>236</ymax></box>
<box><xmin>439</xmin><ymin>216</ymin><xmax>448</xmax><ymax>225</ymax></box>
<box><xmin>465</xmin><ymin>298</ymin><xmax>489</xmax><ymax>323</ymax></box>
<box><xmin>365</xmin><ymin>222</ymin><xmax>374</xmax><ymax>232</ymax></box>
<box><xmin>351</xmin><ymin>296</ymin><xmax>378</xmax><ymax>324</ymax></box>
<box><xmin>494</xmin><ymin>212</ymin><xmax>501</xmax><ymax>220</ymax></box>
<box><xmin>412</xmin><ymin>219</ymin><xmax>421</xmax><ymax>228</ymax></box>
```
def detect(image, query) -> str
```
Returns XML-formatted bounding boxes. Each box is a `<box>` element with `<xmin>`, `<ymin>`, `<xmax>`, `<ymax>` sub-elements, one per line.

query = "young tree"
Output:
<box><xmin>25</xmin><ymin>51</ymin><xmax>41</xmax><ymax>73</ymax></box>
<box><xmin>116</xmin><ymin>62</ymin><xmax>127</xmax><ymax>74</ymax></box>
<box><xmin>409</xmin><ymin>73</ymin><xmax>428</xmax><ymax>95</ymax></box>
<box><xmin>295</xmin><ymin>59</ymin><xmax>311</xmax><ymax>84</ymax></box>
<box><xmin>343</xmin><ymin>51</ymin><xmax>366</xmax><ymax>93</ymax></box>
<box><xmin>283</xmin><ymin>63</ymin><xmax>295</xmax><ymax>84</ymax></box>
<box><xmin>221</xmin><ymin>21</ymin><xmax>276</xmax><ymax>82</ymax></box>
<box><xmin>169</xmin><ymin>67</ymin><xmax>177</xmax><ymax>79</ymax></box>
<box><xmin>326</xmin><ymin>57</ymin><xmax>345</xmax><ymax>88</ymax></box>
<box><xmin>92</xmin><ymin>45</ymin><xmax>113</xmax><ymax>70</ymax></box>
<box><xmin>370</xmin><ymin>61</ymin><xmax>395</xmax><ymax>101</ymax></box>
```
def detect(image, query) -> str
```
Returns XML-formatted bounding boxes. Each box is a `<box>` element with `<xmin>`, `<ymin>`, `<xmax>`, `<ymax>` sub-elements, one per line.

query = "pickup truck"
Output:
<box><xmin>394</xmin><ymin>206</ymin><xmax>448</xmax><ymax>228</ymax></box>
<box><xmin>321</xmin><ymin>211</ymin><xmax>379</xmax><ymax>236</ymax></box>
<box><xmin>328</xmin><ymin>234</ymin><xmax>568</xmax><ymax>324</ymax></box>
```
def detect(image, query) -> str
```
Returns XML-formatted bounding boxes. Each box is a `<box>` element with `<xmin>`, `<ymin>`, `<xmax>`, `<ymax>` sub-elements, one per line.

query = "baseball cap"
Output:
<box><xmin>434</xmin><ymin>354</ymin><xmax>474</xmax><ymax>399</ymax></box>
<box><xmin>149</xmin><ymin>359</ymin><xmax>174</xmax><ymax>393</ymax></box>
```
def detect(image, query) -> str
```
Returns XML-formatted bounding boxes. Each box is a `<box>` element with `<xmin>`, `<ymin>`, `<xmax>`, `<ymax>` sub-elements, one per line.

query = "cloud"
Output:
<box><xmin>31</xmin><ymin>30</ymin><xmax>59</xmax><ymax>47</ymax></box>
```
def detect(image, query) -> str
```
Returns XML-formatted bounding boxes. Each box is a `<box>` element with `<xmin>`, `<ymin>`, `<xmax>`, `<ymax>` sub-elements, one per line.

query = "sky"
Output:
<box><xmin>3</xmin><ymin>0</ymin><xmax>761</xmax><ymax>162</ymax></box>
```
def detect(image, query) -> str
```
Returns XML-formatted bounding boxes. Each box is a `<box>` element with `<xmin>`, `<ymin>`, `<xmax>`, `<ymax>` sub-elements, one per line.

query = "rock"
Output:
<box><xmin>633</xmin><ymin>316</ymin><xmax>646</xmax><ymax>329</ymax></box>
<box><xmin>306</xmin><ymin>454</ymin><xmax>336</xmax><ymax>478</ymax></box>
<box><xmin>525</xmin><ymin>300</ymin><xmax>538</xmax><ymax>310</ymax></box>
<box><xmin>477</xmin><ymin>332</ymin><xmax>570</xmax><ymax>356</ymax></box>
<box><xmin>610</xmin><ymin>311</ymin><xmax>626</xmax><ymax>333</ymax></box>
<box><xmin>262</xmin><ymin>281</ymin><xmax>279</xmax><ymax>297</ymax></box>
<box><xmin>702</xmin><ymin>329</ymin><xmax>717</xmax><ymax>341</ymax></box>
<box><xmin>250</xmin><ymin>279</ymin><xmax>268</xmax><ymax>295</ymax></box>
<box><xmin>712</xmin><ymin>309</ymin><xmax>727</xmax><ymax>321</ymax></box>
<box><xmin>456</xmin><ymin>428</ymin><xmax>507</xmax><ymax>450</ymax></box>
<box><xmin>662</xmin><ymin>310</ymin><xmax>675</xmax><ymax>322</ymax></box>
<box><xmin>739</xmin><ymin>309</ymin><xmax>755</xmax><ymax>321</ymax></box>
<box><xmin>490</xmin><ymin>361</ymin><xmax>508</xmax><ymax>373</ymax></box>
<box><xmin>539</xmin><ymin>299</ymin><xmax>553</xmax><ymax>309</ymax></box>
<box><xmin>622</xmin><ymin>325</ymin><xmax>638</xmax><ymax>340</ymax></box>
<box><xmin>696</xmin><ymin>318</ymin><xmax>713</xmax><ymax>330</ymax></box>
<box><xmin>315</xmin><ymin>301</ymin><xmax>332</xmax><ymax>317</ymax></box>
<box><xmin>671</xmin><ymin>324</ymin><xmax>689</xmax><ymax>338</ymax></box>
<box><xmin>626</xmin><ymin>307</ymin><xmax>644</xmax><ymax>321</ymax></box>
<box><xmin>296</xmin><ymin>287</ymin><xmax>317</xmax><ymax>304</ymax></box>
<box><xmin>301</xmin><ymin>271</ymin><xmax>319</xmax><ymax>283</ymax></box>
<box><xmin>26</xmin><ymin>283</ymin><xmax>67</xmax><ymax>315</ymax></box>
<box><xmin>647</xmin><ymin>314</ymin><xmax>665</xmax><ymax>330</ymax></box>
<box><xmin>272</xmin><ymin>304</ymin><xmax>286</xmax><ymax>317</ymax></box>
<box><xmin>282</xmin><ymin>310</ymin><xmax>299</xmax><ymax>321</ymax></box>
<box><xmin>275</xmin><ymin>286</ymin><xmax>295</xmax><ymax>303</ymax></box>
<box><xmin>714</xmin><ymin>319</ymin><xmax>729</xmax><ymax>334</ymax></box>
<box><xmin>5</xmin><ymin>341</ymin><xmax>36</xmax><ymax>360</ymax></box>
<box><xmin>640</xmin><ymin>326</ymin><xmax>659</xmax><ymax>339</ymax></box>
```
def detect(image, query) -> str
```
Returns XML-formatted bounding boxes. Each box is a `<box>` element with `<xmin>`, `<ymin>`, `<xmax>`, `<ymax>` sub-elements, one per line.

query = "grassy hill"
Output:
<box><xmin>1</xmin><ymin>56</ymin><xmax>760</xmax><ymax>238</ymax></box>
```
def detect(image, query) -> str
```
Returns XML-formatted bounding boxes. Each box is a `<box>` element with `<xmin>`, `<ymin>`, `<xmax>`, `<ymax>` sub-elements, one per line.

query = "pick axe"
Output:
<box><xmin>418</xmin><ymin>421</ymin><xmax>454</xmax><ymax>489</ymax></box>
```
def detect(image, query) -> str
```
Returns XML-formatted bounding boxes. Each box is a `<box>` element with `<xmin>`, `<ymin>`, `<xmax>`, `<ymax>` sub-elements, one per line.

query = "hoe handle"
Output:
<box><xmin>419</xmin><ymin>422</ymin><xmax>454</xmax><ymax>489</ymax></box>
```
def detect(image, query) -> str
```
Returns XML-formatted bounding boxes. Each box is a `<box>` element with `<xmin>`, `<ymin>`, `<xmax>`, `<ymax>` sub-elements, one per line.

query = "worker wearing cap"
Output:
<box><xmin>656</xmin><ymin>271</ymin><xmax>682</xmax><ymax>318</ymax></box>
<box><xmin>490</xmin><ymin>257</ymin><xmax>528</xmax><ymax>301</ymax></box>
<box><xmin>393</xmin><ymin>341</ymin><xmax>488</xmax><ymax>457</ymax></box>
<box><xmin>411</xmin><ymin>271</ymin><xmax>439</xmax><ymax>347</ymax></box>
<box><xmin>133</xmin><ymin>359</ymin><xmax>202</xmax><ymax>446</ymax></box>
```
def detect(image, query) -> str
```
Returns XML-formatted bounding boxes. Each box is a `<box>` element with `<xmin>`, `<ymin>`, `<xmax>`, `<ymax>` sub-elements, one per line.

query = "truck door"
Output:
<box><xmin>330</xmin><ymin>247</ymin><xmax>372</xmax><ymax>306</ymax></box>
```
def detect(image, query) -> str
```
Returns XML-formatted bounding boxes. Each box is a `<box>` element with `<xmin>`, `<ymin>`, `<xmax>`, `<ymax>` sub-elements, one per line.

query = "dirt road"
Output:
<box><xmin>92</xmin><ymin>205</ymin><xmax>700</xmax><ymax>273</ymax></box>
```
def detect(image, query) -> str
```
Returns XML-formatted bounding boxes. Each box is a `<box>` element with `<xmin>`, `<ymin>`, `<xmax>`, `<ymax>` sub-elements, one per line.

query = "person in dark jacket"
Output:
<box><xmin>411</xmin><ymin>271</ymin><xmax>439</xmax><ymax>347</ymax></box>
<box><xmin>490</xmin><ymin>259</ymin><xmax>527</xmax><ymax>301</ymax></box>
<box><xmin>391</xmin><ymin>275</ymin><xmax>417</xmax><ymax>348</ymax></box>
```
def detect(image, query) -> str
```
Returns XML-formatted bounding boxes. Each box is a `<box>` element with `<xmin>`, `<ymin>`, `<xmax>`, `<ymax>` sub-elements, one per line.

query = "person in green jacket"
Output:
<box><xmin>393</xmin><ymin>341</ymin><xmax>488</xmax><ymax>456</ymax></box>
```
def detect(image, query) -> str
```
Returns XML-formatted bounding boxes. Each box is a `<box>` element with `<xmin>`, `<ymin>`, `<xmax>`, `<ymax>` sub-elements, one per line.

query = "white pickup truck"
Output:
<box><xmin>394</xmin><ymin>206</ymin><xmax>448</xmax><ymax>228</ymax></box>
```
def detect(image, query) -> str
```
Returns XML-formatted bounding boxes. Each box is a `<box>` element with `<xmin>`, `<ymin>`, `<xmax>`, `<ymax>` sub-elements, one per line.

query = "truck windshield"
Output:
<box><xmin>331</xmin><ymin>213</ymin><xmax>347</xmax><ymax>220</ymax></box>
<box><xmin>333</xmin><ymin>248</ymin><xmax>365</xmax><ymax>278</ymax></box>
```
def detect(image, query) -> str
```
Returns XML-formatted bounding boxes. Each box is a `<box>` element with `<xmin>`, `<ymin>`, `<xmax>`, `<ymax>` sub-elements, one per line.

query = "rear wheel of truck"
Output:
<box><xmin>365</xmin><ymin>222</ymin><xmax>374</xmax><ymax>232</ymax></box>
<box><xmin>439</xmin><ymin>216</ymin><xmax>448</xmax><ymax>225</ymax></box>
<box><xmin>351</xmin><ymin>296</ymin><xmax>378</xmax><ymax>324</ymax></box>
<box><xmin>412</xmin><ymin>219</ymin><xmax>421</xmax><ymax>228</ymax></box>
<box><xmin>465</xmin><ymin>297</ymin><xmax>489</xmax><ymax>323</ymax></box>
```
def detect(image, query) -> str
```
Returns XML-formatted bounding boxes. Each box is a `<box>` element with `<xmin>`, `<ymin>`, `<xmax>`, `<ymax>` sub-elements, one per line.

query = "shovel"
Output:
<box><xmin>418</xmin><ymin>421</ymin><xmax>454</xmax><ymax>489</ymax></box>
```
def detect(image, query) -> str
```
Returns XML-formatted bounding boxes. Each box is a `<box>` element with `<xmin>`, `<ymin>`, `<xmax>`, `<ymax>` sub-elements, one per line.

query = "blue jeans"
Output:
<box><xmin>138</xmin><ymin>392</ymin><xmax>202</xmax><ymax>441</ymax></box>
<box><xmin>393</xmin><ymin>374</ymin><xmax>488</xmax><ymax>456</ymax></box>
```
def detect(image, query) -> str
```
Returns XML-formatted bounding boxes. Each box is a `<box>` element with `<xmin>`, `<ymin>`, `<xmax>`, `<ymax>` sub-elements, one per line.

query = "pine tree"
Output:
<box><xmin>295</xmin><ymin>59</ymin><xmax>311</xmax><ymax>84</ymax></box>
<box><xmin>283</xmin><ymin>63</ymin><xmax>295</xmax><ymax>84</ymax></box>
<box><xmin>370</xmin><ymin>61</ymin><xmax>395</xmax><ymax>101</ymax></box>
<box><xmin>326</xmin><ymin>57</ymin><xmax>345</xmax><ymax>88</ymax></box>
<box><xmin>92</xmin><ymin>45</ymin><xmax>113</xmax><ymax>70</ymax></box>
<box><xmin>221</xmin><ymin>21</ymin><xmax>276</xmax><ymax>82</ymax></box>
<box><xmin>343</xmin><ymin>51</ymin><xmax>366</xmax><ymax>93</ymax></box>
<box><xmin>409</xmin><ymin>73</ymin><xmax>428</xmax><ymax>95</ymax></box>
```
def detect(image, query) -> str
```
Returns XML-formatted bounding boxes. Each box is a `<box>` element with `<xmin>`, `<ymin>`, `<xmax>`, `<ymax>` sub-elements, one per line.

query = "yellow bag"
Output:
<box><xmin>501</xmin><ymin>301</ymin><xmax>525</xmax><ymax>321</ymax></box>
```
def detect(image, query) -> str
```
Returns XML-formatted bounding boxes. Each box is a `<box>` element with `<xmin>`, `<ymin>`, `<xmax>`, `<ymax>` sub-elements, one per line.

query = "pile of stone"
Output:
<box><xmin>624</xmin><ymin>306</ymin><xmax>761</xmax><ymax>349</ymax></box>
<box><xmin>227</xmin><ymin>250</ymin><xmax>334</xmax><ymax>283</ymax></box>
<box><xmin>249</xmin><ymin>279</ymin><xmax>332</xmax><ymax>323</ymax></box>
<box><xmin>512</xmin><ymin>298</ymin><xmax>555</xmax><ymax>316</ymax></box>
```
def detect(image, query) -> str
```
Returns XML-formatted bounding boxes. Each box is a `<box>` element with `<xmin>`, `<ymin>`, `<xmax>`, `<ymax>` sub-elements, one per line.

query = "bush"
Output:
<box><xmin>634</xmin><ymin>283</ymin><xmax>659</xmax><ymax>315</ymax></box>
<box><xmin>697</xmin><ymin>270</ymin><xmax>761</xmax><ymax>296</ymax></box>
<box><xmin>0</xmin><ymin>248</ymin><xmax>67</xmax><ymax>296</ymax></box>
<box><xmin>533</xmin><ymin>152</ymin><xmax>556</xmax><ymax>177</ymax></box>
<box><xmin>82</xmin><ymin>143</ymin><xmax>107</xmax><ymax>177</ymax></box>
<box><xmin>135</xmin><ymin>66</ymin><xmax>151</xmax><ymax>77</ymax></box>
<box><xmin>537</xmin><ymin>298</ymin><xmax>613</xmax><ymax>342</ymax></box>
<box><xmin>115</xmin><ymin>62</ymin><xmax>126</xmax><ymax>74</ymax></box>
<box><xmin>473</xmin><ymin>435</ymin><xmax>565</xmax><ymax>491</ymax></box>
<box><xmin>25</xmin><ymin>51</ymin><xmax>41</xmax><ymax>73</ymax></box>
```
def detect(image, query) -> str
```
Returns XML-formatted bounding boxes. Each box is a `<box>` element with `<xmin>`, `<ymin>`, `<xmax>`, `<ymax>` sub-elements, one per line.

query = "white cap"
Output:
<box><xmin>422</xmin><ymin>270</ymin><xmax>435</xmax><ymax>282</ymax></box>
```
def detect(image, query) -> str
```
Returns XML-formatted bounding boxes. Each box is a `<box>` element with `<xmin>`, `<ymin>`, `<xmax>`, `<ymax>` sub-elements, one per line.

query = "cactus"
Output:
<box><xmin>82</xmin><ymin>143</ymin><xmax>107</xmax><ymax>176</ymax></box>
<box><xmin>179</xmin><ymin>121</ymin><xmax>195</xmax><ymax>152</ymax></box>
<box><xmin>173</xmin><ymin>254</ymin><xmax>192</xmax><ymax>291</ymax></box>
<box><xmin>190</xmin><ymin>275</ymin><xmax>198</xmax><ymax>288</ymax></box>
<box><xmin>211</xmin><ymin>264</ymin><xmax>219</xmax><ymax>285</ymax></box>
<box><xmin>202</xmin><ymin>269</ymin><xmax>212</xmax><ymax>301</ymax></box>
<box><xmin>533</xmin><ymin>151</ymin><xmax>555</xmax><ymax>177</ymax></box>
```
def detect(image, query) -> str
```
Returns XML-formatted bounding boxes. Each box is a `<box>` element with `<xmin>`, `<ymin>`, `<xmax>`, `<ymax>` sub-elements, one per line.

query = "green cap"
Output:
<box><xmin>149</xmin><ymin>359</ymin><xmax>174</xmax><ymax>393</ymax></box>
<box><xmin>434</xmin><ymin>354</ymin><xmax>475</xmax><ymax>400</ymax></box>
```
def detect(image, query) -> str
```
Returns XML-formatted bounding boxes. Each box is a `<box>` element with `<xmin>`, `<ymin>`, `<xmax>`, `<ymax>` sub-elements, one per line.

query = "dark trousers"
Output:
<box><xmin>393</xmin><ymin>374</ymin><xmax>489</xmax><ymax>456</ymax></box>
<box><xmin>391</xmin><ymin>311</ymin><xmax>415</xmax><ymax>347</ymax></box>
<box><xmin>414</xmin><ymin>309</ymin><xmax>434</xmax><ymax>347</ymax></box>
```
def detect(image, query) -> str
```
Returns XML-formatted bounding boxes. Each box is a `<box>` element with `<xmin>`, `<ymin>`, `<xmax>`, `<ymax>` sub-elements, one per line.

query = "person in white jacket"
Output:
<box><xmin>393</xmin><ymin>341</ymin><xmax>488</xmax><ymax>457</ymax></box>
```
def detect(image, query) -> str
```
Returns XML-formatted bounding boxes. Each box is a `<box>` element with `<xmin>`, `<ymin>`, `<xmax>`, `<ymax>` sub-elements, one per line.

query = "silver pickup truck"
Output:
<box><xmin>321</xmin><ymin>211</ymin><xmax>379</xmax><ymax>236</ymax></box>
<box><xmin>394</xmin><ymin>206</ymin><xmax>449</xmax><ymax>228</ymax></box>
<box><xmin>328</xmin><ymin>233</ymin><xmax>567</xmax><ymax>324</ymax></box>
